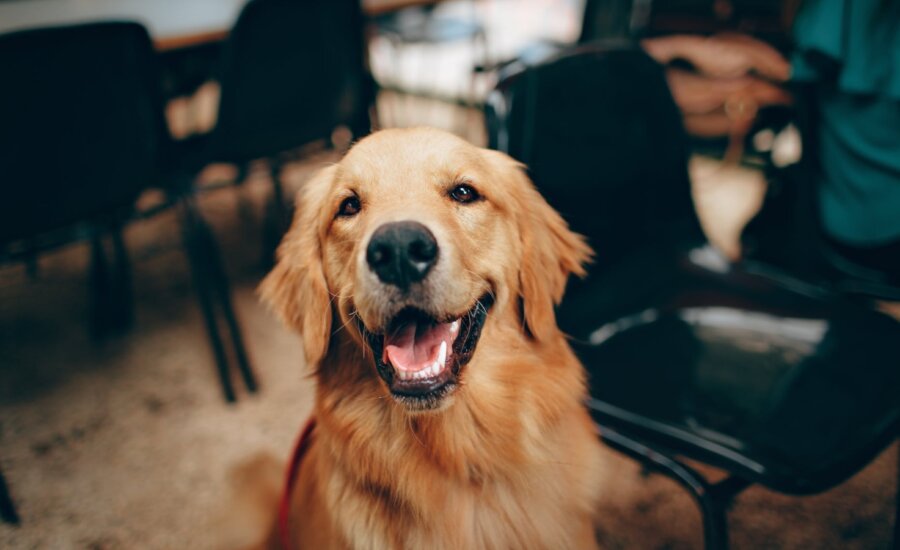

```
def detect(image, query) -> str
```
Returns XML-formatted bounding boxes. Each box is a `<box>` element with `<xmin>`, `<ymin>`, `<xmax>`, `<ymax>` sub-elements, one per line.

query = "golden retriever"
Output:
<box><xmin>259</xmin><ymin>127</ymin><xmax>604</xmax><ymax>549</ymax></box>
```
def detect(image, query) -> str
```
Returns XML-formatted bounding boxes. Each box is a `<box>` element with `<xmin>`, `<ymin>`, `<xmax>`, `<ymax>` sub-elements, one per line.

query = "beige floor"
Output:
<box><xmin>1</xmin><ymin>105</ymin><xmax>897</xmax><ymax>549</ymax></box>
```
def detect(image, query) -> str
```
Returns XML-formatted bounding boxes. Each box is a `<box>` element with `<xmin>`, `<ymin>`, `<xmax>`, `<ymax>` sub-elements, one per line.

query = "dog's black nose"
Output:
<box><xmin>366</xmin><ymin>221</ymin><xmax>438</xmax><ymax>289</ymax></box>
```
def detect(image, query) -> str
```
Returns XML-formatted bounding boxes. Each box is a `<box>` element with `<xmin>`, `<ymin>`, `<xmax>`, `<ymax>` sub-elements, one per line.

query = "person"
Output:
<box><xmin>641</xmin><ymin>32</ymin><xmax>792</xmax><ymax>140</ymax></box>
<box><xmin>643</xmin><ymin>2</ymin><xmax>900</xmax><ymax>281</ymax></box>
<box><xmin>789</xmin><ymin>0</ymin><xmax>900</xmax><ymax>277</ymax></box>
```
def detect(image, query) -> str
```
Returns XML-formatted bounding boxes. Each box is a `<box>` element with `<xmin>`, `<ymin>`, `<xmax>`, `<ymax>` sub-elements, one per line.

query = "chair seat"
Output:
<box><xmin>565</xmin><ymin>245</ymin><xmax>900</xmax><ymax>495</ymax></box>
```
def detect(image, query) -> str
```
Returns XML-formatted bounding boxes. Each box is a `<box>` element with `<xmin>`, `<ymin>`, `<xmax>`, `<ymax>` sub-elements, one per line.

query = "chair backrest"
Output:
<box><xmin>579</xmin><ymin>0</ymin><xmax>647</xmax><ymax>43</ymax></box>
<box><xmin>485</xmin><ymin>45</ymin><xmax>704</xmax><ymax>275</ymax></box>
<box><xmin>0</xmin><ymin>21</ymin><xmax>168</xmax><ymax>244</ymax></box>
<box><xmin>211</xmin><ymin>0</ymin><xmax>374</xmax><ymax>162</ymax></box>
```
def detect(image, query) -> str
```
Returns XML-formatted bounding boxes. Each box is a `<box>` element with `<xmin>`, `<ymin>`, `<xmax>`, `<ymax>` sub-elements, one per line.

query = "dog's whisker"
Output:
<box><xmin>406</xmin><ymin>416</ymin><xmax>426</xmax><ymax>448</ymax></box>
<box><xmin>331</xmin><ymin>308</ymin><xmax>360</xmax><ymax>338</ymax></box>
<box><xmin>484</xmin><ymin>289</ymin><xmax>497</xmax><ymax>304</ymax></box>
<box><xmin>353</xmin><ymin>312</ymin><xmax>377</xmax><ymax>362</ymax></box>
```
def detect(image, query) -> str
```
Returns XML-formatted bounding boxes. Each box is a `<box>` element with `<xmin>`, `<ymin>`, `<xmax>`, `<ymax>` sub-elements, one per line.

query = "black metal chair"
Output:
<box><xmin>486</xmin><ymin>45</ymin><xmax>900</xmax><ymax>549</ymax></box>
<box><xmin>0</xmin><ymin>19</ymin><xmax>263</xmax><ymax>523</ymax></box>
<box><xmin>0</xmin><ymin>21</ymin><xmax>257</xmax><ymax>401</ymax></box>
<box><xmin>0</xmin><ymin>22</ymin><xmax>168</xmax><ymax>340</ymax></box>
<box><xmin>177</xmin><ymin>0</ymin><xmax>376</xmax><ymax>260</ymax></box>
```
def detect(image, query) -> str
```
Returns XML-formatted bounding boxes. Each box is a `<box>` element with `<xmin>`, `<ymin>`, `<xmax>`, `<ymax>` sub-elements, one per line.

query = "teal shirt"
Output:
<box><xmin>792</xmin><ymin>0</ymin><xmax>900</xmax><ymax>246</ymax></box>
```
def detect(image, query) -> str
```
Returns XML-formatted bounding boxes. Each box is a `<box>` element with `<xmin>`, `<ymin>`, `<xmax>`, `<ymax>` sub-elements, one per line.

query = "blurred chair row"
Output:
<box><xmin>0</xmin><ymin>0</ymin><xmax>373</xmax><ymax>524</ymax></box>
<box><xmin>486</xmin><ymin>44</ymin><xmax>899</xmax><ymax>549</ymax></box>
<box><xmin>0</xmin><ymin>0</ymin><xmax>373</xmax><ymax>410</ymax></box>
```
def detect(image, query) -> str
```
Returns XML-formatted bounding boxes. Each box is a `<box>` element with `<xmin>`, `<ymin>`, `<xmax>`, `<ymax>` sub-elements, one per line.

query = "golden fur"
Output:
<box><xmin>259</xmin><ymin>128</ymin><xmax>604</xmax><ymax>549</ymax></box>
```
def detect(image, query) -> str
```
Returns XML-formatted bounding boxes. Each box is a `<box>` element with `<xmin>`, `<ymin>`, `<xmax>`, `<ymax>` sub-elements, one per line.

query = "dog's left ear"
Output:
<box><xmin>488</xmin><ymin>151</ymin><xmax>593</xmax><ymax>342</ymax></box>
<box><xmin>259</xmin><ymin>166</ymin><xmax>336</xmax><ymax>368</ymax></box>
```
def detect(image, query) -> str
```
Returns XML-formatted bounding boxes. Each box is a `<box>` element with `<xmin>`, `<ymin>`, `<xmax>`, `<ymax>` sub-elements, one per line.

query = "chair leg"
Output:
<box><xmin>89</xmin><ymin>233</ymin><xmax>111</xmax><ymax>340</ymax></box>
<box><xmin>262</xmin><ymin>160</ymin><xmax>290</xmax><ymax>268</ymax></box>
<box><xmin>24</xmin><ymin>248</ymin><xmax>39</xmax><ymax>281</ymax></box>
<box><xmin>200</xmin><ymin>207</ymin><xmax>258</xmax><ymax>395</ymax></box>
<box><xmin>599</xmin><ymin>427</ymin><xmax>750</xmax><ymax>550</ymax></box>
<box><xmin>218</xmin><ymin>289</ymin><xmax>256</xmax><ymax>394</ymax></box>
<box><xmin>270</xmin><ymin>161</ymin><xmax>290</xmax><ymax>230</ymax></box>
<box><xmin>703</xmin><ymin>476</ymin><xmax>751</xmax><ymax>550</ymax></box>
<box><xmin>351</xmin><ymin>97</ymin><xmax>375</xmax><ymax>140</ymax></box>
<box><xmin>894</xmin><ymin>443</ymin><xmax>899</xmax><ymax>549</ymax></box>
<box><xmin>90</xmin><ymin>226</ymin><xmax>134</xmax><ymax>339</ymax></box>
<box><xmin>179</xmin><ymin>199</ymin><xmax>236</xmax><ymax>403</ymax></box>
<box><xmin>0</xmin><ymin>463</ymin><xmax>19</xmax><ymax>525</ymax></box>
<box><xmin>109</xmin><ymin>226</ymin><xmax>134</xmax><ymax>332</ymax></box>
<box><xmin>234</xmin><ymin>162</ymin><xmax>258</xmax><ymax>230</ymax></box>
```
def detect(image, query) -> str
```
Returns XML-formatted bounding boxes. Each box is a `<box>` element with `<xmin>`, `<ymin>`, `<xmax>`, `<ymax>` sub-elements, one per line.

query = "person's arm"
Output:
<box><xmin>641</xmin><ymin>33</ymin><xmax>791</xmax><ymax>81</ymax></box>
<box><xmin>641</xmin><ymin>33</ymin><xmax>792</xmax><ymax>138</ymax></box>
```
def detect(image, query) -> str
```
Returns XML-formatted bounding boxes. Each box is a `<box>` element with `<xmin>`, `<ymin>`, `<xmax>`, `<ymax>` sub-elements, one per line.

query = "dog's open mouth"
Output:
<box><xmin>361</xmin><ymin>294</ymin><xmax>493</xmax><ymax>410</ymax></box>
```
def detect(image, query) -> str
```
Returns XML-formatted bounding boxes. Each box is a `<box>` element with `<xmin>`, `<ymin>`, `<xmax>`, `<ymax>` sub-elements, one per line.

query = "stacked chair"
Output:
<box><xmin>0</xmin><ymin>0</ymin><xmax>378</xmax><ymax>523</ymax></box>
<box><xmin>0</xmin><ymin>21</ymin><xmax>256</xmax><ymax>525</ymax></box>
<box><xmin>0</xmin><ymin>21</ymin><xmax>256</xmax><ymax>406</ymax></box>
<box><xmin>176</xmin><ymin>0</ymin><xmax>376</xmax><ymax>260</ymax></box>
<box><xmin>486</xmin><ymin>44</ymin><xmax>900</xmax><ymax>549</ymax></box>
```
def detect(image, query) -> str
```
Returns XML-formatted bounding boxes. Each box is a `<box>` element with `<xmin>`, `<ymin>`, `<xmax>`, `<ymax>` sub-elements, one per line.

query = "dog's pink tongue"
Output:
<box><xmin>384</xmin><ymin>320</ymin><xmax>451</xmax><ymax>372</ymax></box>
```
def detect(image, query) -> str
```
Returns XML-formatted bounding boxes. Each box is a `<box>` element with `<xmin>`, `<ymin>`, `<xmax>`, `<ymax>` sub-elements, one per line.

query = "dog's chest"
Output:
<box><xmin>331</xmin><ymin>468</ymin><xmax>587</xmax><ymax>550</ymax></box>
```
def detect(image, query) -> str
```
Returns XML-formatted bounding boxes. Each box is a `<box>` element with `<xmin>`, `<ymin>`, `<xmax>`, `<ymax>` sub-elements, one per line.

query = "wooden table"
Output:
<box><xmin>0</xmin><ymin>0</ymin><xmax>248</xmax><ymax>50</ymax></box>
<box><xmin>0</xmin><ymin>0</ymin><xmax>436</xmax><ymax>50</ymax></box>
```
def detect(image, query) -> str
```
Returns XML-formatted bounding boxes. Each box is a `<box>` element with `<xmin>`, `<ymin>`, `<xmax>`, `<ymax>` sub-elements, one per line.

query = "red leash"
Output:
<box><xmin>278</xmin><ymin>417</ymin><xmax>316</xmax><ymax>550</ymax></box>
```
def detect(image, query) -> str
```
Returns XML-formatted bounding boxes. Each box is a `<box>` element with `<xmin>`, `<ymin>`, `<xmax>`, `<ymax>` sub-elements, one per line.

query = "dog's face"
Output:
<box><xmin>262</xmin><ymin>128</ymin><xmax>591</xmax><ymax>413</ymax></box>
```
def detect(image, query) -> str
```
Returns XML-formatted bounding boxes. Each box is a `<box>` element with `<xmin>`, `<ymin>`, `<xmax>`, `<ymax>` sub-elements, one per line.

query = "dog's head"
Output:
<box><xmin>261</xmin><ymin>128</ymin><xmax>591</xmax><ymax>413</ymax></box>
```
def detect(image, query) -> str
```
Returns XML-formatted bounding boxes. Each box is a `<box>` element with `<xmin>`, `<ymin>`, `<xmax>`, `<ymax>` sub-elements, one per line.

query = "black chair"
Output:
<box><xmin>0</xmin><ymin>22</ymin><xmax>169</xmax><ymax>340</ymax></box>
<box><xmin>0</xmin><ymin>21</ymin><xmax>256</xmax><ymax>405</ymax></box>
<box><xmin>178</xmin><ymin>0</ymin><xmax>376</xmax><ymax>259</ymax></box>
<box><xmin>578</xmin><ymin>0</ymin><xmax>650</xmax><ymax>43</ymax></box>
<box><xmin>486</xmin><ymin>45</ymin><xmax>900</xmax><ymax>549</ymax></box>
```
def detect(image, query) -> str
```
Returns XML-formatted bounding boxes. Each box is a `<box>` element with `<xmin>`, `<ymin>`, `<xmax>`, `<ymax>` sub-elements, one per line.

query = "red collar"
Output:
<box><xmin>278</xmin><ymin>417</ymin><xmax>317</xmax><ymax>550</ymax></box>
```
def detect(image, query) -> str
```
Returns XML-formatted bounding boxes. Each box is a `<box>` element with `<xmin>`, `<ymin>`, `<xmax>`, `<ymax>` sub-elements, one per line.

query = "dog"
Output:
<box><xmin>259</xmin><ymin>127</ymin><xmax>604</xmax><ymax>549</ymax></box>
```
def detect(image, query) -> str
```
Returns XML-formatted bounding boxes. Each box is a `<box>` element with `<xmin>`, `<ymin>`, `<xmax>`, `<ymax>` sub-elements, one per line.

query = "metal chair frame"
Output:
<box><xmin>486</xmin><ymin>44</ymin><xmax>900</xmax><ymax>550</ymax></box>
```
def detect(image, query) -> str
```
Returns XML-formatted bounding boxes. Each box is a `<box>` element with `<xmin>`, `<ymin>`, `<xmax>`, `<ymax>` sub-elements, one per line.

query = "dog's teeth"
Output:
<box><xmin>438</xmin><ymin>341</ymin><xmax>447</xmax><ymax>366</ymax></box>
<box><xmin>450</xmin><ymin>320</ymin><xmax>460</xmax><ymax>335</ymax></box>
<box><xmin>396</xmin><ymin>358</ymin><xmax>446</xmax><ymax>382</ymax></box>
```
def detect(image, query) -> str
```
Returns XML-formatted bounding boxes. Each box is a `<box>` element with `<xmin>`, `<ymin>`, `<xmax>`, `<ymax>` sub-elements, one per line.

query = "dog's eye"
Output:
<box><xmin>449</xmin><ymin>183</ymin><xmax>480</xmax><ymax>204</ymax></box>
<box><xmin>337</xmin><ymin>196</ymin><xmax>361</xmax><ymax>217</ymax></box>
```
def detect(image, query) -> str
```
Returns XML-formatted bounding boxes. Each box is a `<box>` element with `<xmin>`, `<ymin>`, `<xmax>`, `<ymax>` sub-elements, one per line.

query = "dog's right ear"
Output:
<box><xmin>259</xmin><ymin>166</ymin><xmax>336</xmax><ymax>368</ymax></box>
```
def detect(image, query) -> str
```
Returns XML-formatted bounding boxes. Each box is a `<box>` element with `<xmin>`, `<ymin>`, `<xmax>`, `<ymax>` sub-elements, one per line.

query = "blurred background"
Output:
<box><xmin>0</xmin><ymin>0</ymin><xmax>898</xmax><ymax>548</ymax></box>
